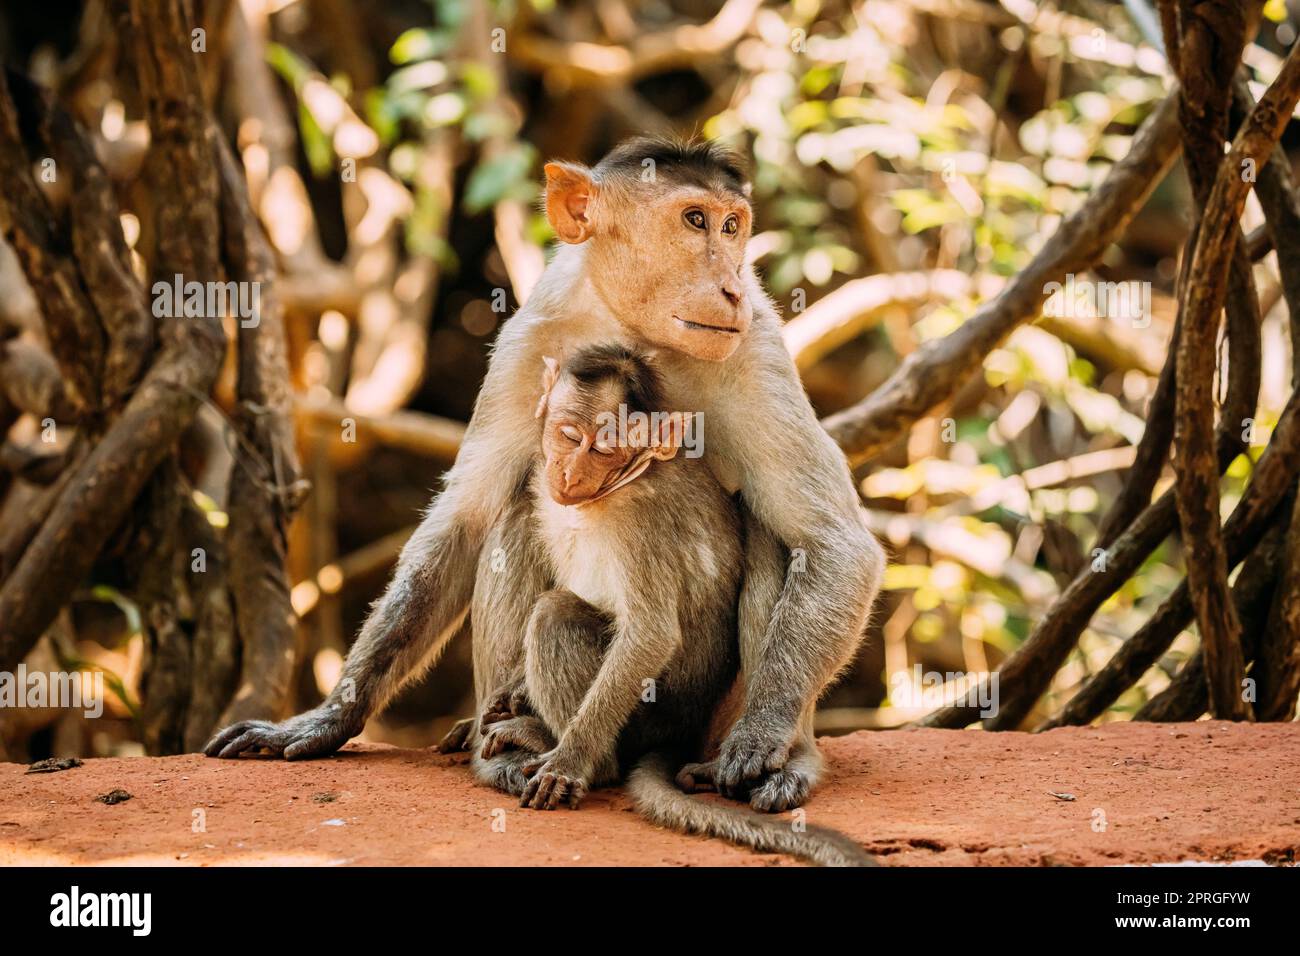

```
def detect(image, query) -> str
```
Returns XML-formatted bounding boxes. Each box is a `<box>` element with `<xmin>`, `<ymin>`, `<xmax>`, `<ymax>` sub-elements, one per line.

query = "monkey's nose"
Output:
<box><xmin>720</xmin><ymin>282</ymin><xmax>741</xmax><ymax>307</ymax></box>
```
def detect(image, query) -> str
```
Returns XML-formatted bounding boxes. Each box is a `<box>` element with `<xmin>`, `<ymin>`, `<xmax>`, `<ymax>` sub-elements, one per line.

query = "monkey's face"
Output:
<box><xmin>591</xmin><ymin>186</ymin><xmax>754</xmax><ymax>363</ymax></box>
<box><xmin>539</xmin><ymin>375</ymin><xmax>682</xmax><ymax>505</ymax></box>
<box><xmin>544</xmin><ymin>160</ymin><xmax>755</xmax><ymax>363</ymax></box>
<box><xmin>540</xmin><ymin>379</ymin><xmax>638</xmax><ymax>505</ymax></box>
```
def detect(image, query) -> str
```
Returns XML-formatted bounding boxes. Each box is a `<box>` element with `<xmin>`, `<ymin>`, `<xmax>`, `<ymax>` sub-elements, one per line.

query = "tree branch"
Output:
<box><xmin>820</xmin><ymin>92</ymin><xmax>1181</xmax><ymax>466</ymax></box>
<box><xmin>216</xmin><ymin>136</ymin><xmax>306</xmax><ymax>726</ymax></box>
<box><xmin>0</xmin><ymin>0</ymin><xmax>226</xmax><ymax>672</ymax></box>
<box><xmin>1171</xmin><ymin>6</ymin><xmax>1292</xmax><ymax>721</ymax></box>
<box><xmin>509</xmin><ymin>0</ymin><xmax>762</xmax><ymax>88</ymax></box>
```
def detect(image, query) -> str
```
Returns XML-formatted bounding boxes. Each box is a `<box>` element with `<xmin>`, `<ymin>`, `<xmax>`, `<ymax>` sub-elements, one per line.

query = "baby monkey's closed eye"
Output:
<box><xmin>535</xmin><ymin>345</ymin><xmax>683</xmax><ymax>506</ymax></box>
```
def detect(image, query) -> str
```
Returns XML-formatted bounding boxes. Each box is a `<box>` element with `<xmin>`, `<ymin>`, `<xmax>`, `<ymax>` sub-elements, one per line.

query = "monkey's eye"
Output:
<box><xmin>722</xmin><ymin>215</ymin><xmax>739</xmax><ymax>236</ymax></box>
<box><xmin>560</xmin><ymin>425</ymin><xmax>583</xmax><ymax>444</ymax></box>
<box><xmin>590</xmin><ymin>442</ymin><xmax>615</xmax><ymax>456</ymax></box>
<box><xmin>683</xmin><ymin>209</ymin><xmax>707</xmax><ymax>231</ymax></box>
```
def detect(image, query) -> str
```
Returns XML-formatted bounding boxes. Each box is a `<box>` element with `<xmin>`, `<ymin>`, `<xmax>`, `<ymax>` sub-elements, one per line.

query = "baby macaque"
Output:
<box><xmin>477</xmin><ymin>345</ymin><xmax>872</xmax><ymax>865</ymax></box>
<box><xmin>479</xmin><ymin>343</ymin><xmax>738</xmax><ymax>805</ymax></box>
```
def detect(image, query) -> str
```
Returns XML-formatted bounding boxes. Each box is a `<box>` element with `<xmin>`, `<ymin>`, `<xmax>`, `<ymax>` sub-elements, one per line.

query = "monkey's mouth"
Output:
<box><xmin>675</xmin><ymin>316</ymin><xmax>741</xmax><ymax>336</ymax></box>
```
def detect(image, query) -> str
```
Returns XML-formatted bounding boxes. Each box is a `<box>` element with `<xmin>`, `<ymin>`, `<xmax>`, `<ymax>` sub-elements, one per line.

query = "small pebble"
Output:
<box><xmin>26</xmin><ymin>757</ymin><xmax>82</xmax><ymax>775</ymax></box>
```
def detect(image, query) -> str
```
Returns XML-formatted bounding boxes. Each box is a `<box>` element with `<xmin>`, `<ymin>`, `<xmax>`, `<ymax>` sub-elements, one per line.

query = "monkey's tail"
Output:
<box><xmin>626</xmin><ymin>752</ymin><xmax>876</xmax><ymax>867</ymax></box>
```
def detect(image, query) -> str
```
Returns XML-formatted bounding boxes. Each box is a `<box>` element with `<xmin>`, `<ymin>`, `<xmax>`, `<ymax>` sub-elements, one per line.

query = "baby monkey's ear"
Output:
<box><xmin>535</xmin><ymin>356</ymin><xmax>560</xmax><ymax>419</ymax></box>
<box><xmin>650</xmin><ymin>412</ymin><xmax>685</xmax><ymax>461</ymax></box>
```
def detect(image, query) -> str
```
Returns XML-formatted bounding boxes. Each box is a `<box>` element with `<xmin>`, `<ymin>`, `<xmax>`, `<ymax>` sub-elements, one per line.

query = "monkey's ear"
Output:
<box><xmin>535</xmin><ymin>355</ymin><xmax>561</xmax><ymax>419</ymax></box>
<box><xmin>650</xmin><ymin>412</ymin><xmax>684</xmax><ymax>461</ymax></box>
<box><xmin>544</xmin><ymin>161</ymin><xmax>597</xmax><ymax>243</ymax></box>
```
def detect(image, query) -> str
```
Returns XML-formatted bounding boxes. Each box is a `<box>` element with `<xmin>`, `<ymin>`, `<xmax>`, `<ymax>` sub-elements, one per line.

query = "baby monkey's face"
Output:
<box><xmin>537</xmin><ymin>368</ymin><xmax>682</xmax><ymax>506</ymax></box>
<box><xmin>541</xmin><ymin>377</ymin><xmax>638</xmax><ymax>505</ymax></box>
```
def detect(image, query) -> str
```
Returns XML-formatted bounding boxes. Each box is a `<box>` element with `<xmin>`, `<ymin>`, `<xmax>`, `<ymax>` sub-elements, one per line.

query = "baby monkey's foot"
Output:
<box><xmin>480</xmin><ymin>716</ymin><xmax>553</xmax><ymax>760</ymax></box>
<box><xmin>675</xmin><ymin>760</ymin><xmax>718</xmax><ymax>793</ymax></box>
<box><xmin>479</xmin><ymin>682</ymin><xmax>530</xmax><ymax>727</ymax></box>
<box><xmin>437</xmin><ymin>717</ymin><xmax>476</xmax><ymax>753</ymax></box>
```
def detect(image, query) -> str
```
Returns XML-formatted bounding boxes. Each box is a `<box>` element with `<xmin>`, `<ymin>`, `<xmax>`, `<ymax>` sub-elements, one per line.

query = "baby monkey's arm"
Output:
<box><xmin>520</xmin><ymin>591</ymin><xmax>682</xmax><ymax>810</ymax></box>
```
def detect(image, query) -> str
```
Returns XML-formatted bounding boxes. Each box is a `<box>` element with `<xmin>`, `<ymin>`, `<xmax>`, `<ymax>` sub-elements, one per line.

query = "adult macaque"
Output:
<box><xmin>206</xmin><ymin>138</ymin><xmax>884</xmax><ymax>814</ymax></box>
<box><xmin>470</xmin><ymin>346</ymin><xmax>871</xmax><ymax>866</ymax></box>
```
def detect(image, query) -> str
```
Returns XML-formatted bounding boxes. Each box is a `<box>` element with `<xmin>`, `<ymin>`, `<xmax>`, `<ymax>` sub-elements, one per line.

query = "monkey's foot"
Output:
<box><xmin>747</xmin><ymin>767</ymin><xmax>812</xmax><ymax>813</ymax></box>
<box><xmin>480</xmin><ymin>716</ymin><xmax>553</xmax><ymax>760</ymax></box>
<box><xmin>674</xmin><ymin>760</ymin><xmax>718</xmax><ymax>793</ymax></box>
<box><xmin>520</xmin><ymin>752</ymin><xmax>590</xmax><ymax>810</ymax></box>
<box><xmin>437</xmin><ymin>717</ymin><xmax>477</xmax><ymax>753</ymax></box>
<box><xmin>715</xmin><ymin>719</ymin><xmax>793</xmax><ymax>800</ymax></box>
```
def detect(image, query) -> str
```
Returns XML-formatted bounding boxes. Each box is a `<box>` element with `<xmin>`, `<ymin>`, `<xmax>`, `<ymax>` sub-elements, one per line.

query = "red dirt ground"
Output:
<box><xmin>1</xmin><ymin>721</ymin><xmax>1297</xmax><ymax>866</ymax></box>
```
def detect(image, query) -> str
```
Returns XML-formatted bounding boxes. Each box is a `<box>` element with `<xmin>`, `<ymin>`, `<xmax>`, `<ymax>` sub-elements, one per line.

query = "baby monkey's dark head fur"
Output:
<box><xmin>535</xmin><ymin>345</ymin><xmax>683</xmax><ymax>506</ymax></box>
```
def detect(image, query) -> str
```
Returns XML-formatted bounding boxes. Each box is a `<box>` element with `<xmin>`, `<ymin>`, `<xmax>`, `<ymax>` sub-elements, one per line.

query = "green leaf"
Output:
<box><xmin>366</xmin><ymin>88</ymin><xmax>401</xmax><ymax>146</ymax></box>
<box><xmin>799</xmin><ymin>64</ymin><xmax>838</xmax><ymax>97</ymax></box>
<box><xmin>462</xmin><ymin>143</ymin><xmax>538</xmax><ymax>214</ymax></box>
<box><xmin>459</xmin><ymin>62</ymin><xmax>498</xmax><ymax>102</ymax></box>
<box><xmin>787</xmin><ymin>100</ymin><xmax>828</xmax><ymax>133</ymax></box>
<box><xmin>297</xmin><ymin>102</ymin><xmax>334</xmax><ymax>178</ymax></box>
<box><xmin>265</xmin><ymin>42</ymin><xmax>311</xmax><ymax>90</ymax></box>
<box><xmin>87</xmin><ymin>585</ymin><xmax>143</xmax><ymax>641</ymax></box>
<box><xmin>434</xmin><ymin>0</ymin><xmax>469</xmax><ymax>28</ymax></box>
<box><xmin>387</xmin><ymin>61</ymin><xmax>450</xmax><ymax>95</ymax></box>
<box><xmin>463</xmin><ymin>110</ymin><xmax>515</xmax><ymax>142</ymax></box>
<box><xmin>390</xmin><ymin>27</ymin><xmax>451</xmax><ymax>64</ymax></box>
<box><xmin>526</xmin><ymin>211</ymin><xmax>554</xmax><ymax>246</ymax></box>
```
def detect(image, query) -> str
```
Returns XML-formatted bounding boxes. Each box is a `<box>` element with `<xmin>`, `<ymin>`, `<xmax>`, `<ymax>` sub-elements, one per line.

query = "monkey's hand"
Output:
<box><xmin>715</xmin><ymin>716</ymin><xmax>793</xmax><ymax>801</ymax></box>
<box><xmin>479</xmin><ymin>680</ymin><xmax>530</xmax><ymax>726</ymax></box>
<box><xmin>519</xmin><ymin>749</ymin><xmax>591</xmax><ymax>810</ymax></box>
<box><xmin>203</xmin><ymin>704</ymin><xmax>358</xmax><ymax>761</ymax></box>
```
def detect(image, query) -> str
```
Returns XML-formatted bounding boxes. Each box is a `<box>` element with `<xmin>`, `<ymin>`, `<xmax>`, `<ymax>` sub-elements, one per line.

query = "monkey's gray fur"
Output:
<box><xmin>205</xmin><ymin>258</ymin><xmax>883</xmax><ymax>794</ymax></box>
<box><xmin>205</xmin><ymin>137</ymin><xmax>885</xmax><ymax>843</ymax></box>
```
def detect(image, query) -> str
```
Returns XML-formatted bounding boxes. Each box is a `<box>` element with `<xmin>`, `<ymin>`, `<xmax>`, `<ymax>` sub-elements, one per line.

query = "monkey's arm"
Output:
<box><xmin>521</xmin><ymin>597</ymin><xmax>682</xmax><ymax>809</ymax></box>
<box><xmin>714</xmin><ymin>336</ymin><xmax>885</xmax><ymax>794</ymax></box>
<box><xmin>206</xmin><ymin>325</ymin><xmax>543</xmax><ymax>760</ymax></box>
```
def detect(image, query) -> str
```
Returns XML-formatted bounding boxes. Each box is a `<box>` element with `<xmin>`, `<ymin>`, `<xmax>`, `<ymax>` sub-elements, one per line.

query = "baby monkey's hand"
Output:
<box><xmin>674</xmin><ymin>759</ymin><xmax>719</xmax><ymax>793</ymax></box>
<box><xmin>480</xmin><ymin>716</ymin><xmax>553</xmax><ymax>759</ymax></box>
<box><xmin>520</xmin><ymin>749</ymin><xmax>591</xmax><ymax>810</ymax></box>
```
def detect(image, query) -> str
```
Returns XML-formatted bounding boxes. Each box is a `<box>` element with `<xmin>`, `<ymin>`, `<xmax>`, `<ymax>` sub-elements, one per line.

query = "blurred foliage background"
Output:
<box><xmin>2</xmin><ymin>0</ymin><xmax>1298</xmax><ymax>759</ymax></box>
